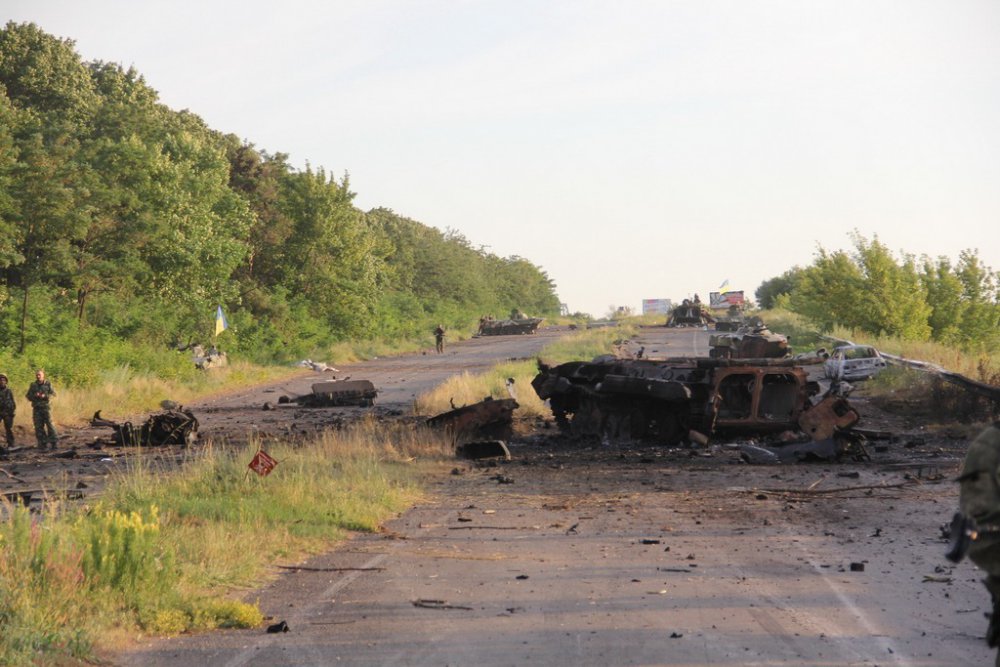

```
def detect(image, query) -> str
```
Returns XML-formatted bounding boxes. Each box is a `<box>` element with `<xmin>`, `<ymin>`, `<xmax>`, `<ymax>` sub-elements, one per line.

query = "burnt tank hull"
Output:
<box><xmin>532</xmin><ymin>357</ymin><xmax>851</xmax><ymax>445</ymax></box>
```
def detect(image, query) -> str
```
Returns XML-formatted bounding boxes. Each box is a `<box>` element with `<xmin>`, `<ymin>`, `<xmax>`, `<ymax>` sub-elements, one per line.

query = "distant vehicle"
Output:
<box><xmin>824</xmin><ymin>345</ymin><xmax>887</xmax><ymax>382</ymax></box>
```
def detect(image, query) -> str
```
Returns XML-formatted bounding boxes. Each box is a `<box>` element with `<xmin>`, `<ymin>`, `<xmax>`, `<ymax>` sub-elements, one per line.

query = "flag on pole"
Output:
<box><xmin>248</xmin><ymin>449</ymin><xmax>278</xmax><ymax>477</ymax></box>
<box><xmin>718</xmin><ymin>278</ymin><xmax>730</xmax><ymax>292</ymax></box>
<box><xmin>214</xmin><ymin>305</ymin><xmax>229</xmax><ymax>336</ymax></box>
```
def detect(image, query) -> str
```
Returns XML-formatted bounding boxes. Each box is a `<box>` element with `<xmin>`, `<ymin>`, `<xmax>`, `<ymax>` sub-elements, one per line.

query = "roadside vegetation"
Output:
<box><xmin>756</xmin><ymin>232</ymin><xmax>1000</xmax><ymax>362</ymax></box>
<box><xmin>0</xmin><ymin>420</ymin><xmax>452</xmax><ymax>664</ymax></box>
<box><xmin>414</xmin><ymin>325</ymin><xmax>635</xmax><ymax>417</ymax></box>
<box><xmin>0</xmin><ymin>22</ymin><xmax>561</xmax><ymax>379</ymax></box>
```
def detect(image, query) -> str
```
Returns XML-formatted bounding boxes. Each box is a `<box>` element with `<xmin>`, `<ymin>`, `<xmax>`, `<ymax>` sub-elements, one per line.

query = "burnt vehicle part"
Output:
<box><xmin>427</xmin><ymin>397</ymin><xmax>519</xmax><ymax>442</ymax></box>
<box><xmin>283</xmin><ymin>380</ymin><xmax>378</xmax><ymax>407</ymax></box>
<box><xmin>91</xmin><ymin>409</ymin><xmax>199</xmax><ymax>446</ymax></box>
<box><xmin>478</xmin><ymin>318</ymin><xmax>544</xmax><ymax>336</ymax></box>
<box><xmin>709</xmin><ymin>326</ymin><xmax>790</xmax><ymax>360</ymax></box>
<box><xmin>532</xmin><ymin>357</ymin><xmax>851</xmax><ymax>446</ymax></box>
<box><xmin>738</xmin><ymin>431</ymin><xmax>869</xmax><ymax>464</ymax></box>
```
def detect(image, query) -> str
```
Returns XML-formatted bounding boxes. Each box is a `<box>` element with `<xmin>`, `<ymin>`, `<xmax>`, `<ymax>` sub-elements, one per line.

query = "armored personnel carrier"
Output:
<box><xmin>708</xmin><ymin>325</ymin><xmax>789</xmax><ymax>359</ymax></box>
<box><xmin>532</xmin><ymin>356</ymin><xmax>855</xmax><ymax>445</ymax></box>
<box><xmin>477</xmin><ymin>315</ymin><xmax>544</xmax><ymax>336</ymax></box>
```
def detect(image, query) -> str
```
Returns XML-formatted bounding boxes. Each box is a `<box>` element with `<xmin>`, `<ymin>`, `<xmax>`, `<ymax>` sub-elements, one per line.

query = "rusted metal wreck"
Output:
<box><xmin>427</xmin><ymin>397</ymin><xmax>519</xmax><ymax>441</ymax></box>
<box><xmin>91</xmin><ymin>408</ymin><xmax>200</xmax><ymax>447</ymax></box>
<box><xmin>531</xmin><ymin>356</ymin><xmax>858</xmax><ymax>446</ymax></box>
<box><xmin>280</xmin><ymin>380</ymin><xmax>378</xmax><ymax>407</ymax></box>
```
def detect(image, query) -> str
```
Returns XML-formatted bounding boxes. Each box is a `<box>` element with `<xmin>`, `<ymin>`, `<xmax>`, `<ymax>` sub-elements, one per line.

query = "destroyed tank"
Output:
<box><xmin>532</xmin><ymin>356</ymin><xmax>856</xmax><ymax>445</ymax></box>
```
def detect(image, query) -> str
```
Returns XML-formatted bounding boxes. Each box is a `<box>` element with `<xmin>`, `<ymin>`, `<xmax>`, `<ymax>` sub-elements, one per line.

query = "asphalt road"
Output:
<box><xmin>120</xmin><ymin>326</ymin><xmax>992</xmax><ymax>666</ymax></box>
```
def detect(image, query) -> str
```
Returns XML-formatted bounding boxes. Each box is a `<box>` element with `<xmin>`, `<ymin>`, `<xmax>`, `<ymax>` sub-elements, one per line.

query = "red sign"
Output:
<box><xmin>248</xmin><ymin>450</ymin><xmax>278</xmax><ymax>477</ymax></box>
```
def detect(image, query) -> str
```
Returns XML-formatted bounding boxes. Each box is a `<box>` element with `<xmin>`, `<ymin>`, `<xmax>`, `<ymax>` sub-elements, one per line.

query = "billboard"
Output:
<box><xmin>709</xmin><ymin>291</ymin><xmax>745</xmax><ymax>309</ymax></box>
<box><xmin>642</xmin><ymin>298</ymin><xmax>672</xmax><ymax>315</ymax></box>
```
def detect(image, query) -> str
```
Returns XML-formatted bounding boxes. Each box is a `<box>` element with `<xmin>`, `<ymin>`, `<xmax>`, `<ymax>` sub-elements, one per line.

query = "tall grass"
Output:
<box><xmin>7</xmin><ymin>361</ymin><xmax>301</xmax><ymax>437</ymax></box>
<box><xmin>0</xmin><ymin>421</ymin><xmax>453</xmax><ymax>664</ymax></box>
<box><xmin>761</xmin><ymin>308</ymin><xmax>1000</xmax><ymax>382</ymax></box>
<box><xmin>414</xmin><ymin>325</ymin><xmax>635</xmax><ymax>416</ymax></box>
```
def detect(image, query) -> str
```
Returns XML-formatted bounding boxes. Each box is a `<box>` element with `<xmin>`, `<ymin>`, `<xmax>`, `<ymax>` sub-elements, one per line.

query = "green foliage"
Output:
<box><xmin>771</xmin><ymin>232</ymin><xmax>995</xmax><ymax>350</ymax></box>
<box><xmin>0</xmin><ymin>22</ymin><xmax>561</xmax><ymax>366</ymax></box>
<box><xmin>755</xmin><ymin>267</ymin><xmax>803</xmax><ymax>310</ymax></box>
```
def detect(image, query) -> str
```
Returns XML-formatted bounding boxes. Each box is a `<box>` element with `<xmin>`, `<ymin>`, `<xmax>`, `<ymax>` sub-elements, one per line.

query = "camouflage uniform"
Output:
<box><xmin>0</xmin><ymin>374</ymin><xmax>15</xmax><ymax>451</ymax></box>
<box><xmin>958</xmin><ymin>423</ymin><xmax>1000</xmax><ymax>666</ymax></box>
<box><xmin>434</xmin><ymin>326</ymin><xmax>445</xmax><ymax>354</ymax></box>
<box><xmin>26</xmin><ymin>375</ymin><xmax>57</xmax><ymax>449</ymax></box>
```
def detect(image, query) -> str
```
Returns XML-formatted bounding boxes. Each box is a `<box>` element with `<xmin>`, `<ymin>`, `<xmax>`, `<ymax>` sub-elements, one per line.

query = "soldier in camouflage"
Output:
<box><xmin>957</xmin><ymin>423</ymin><xmax>1000</xmax><ymax>666</ymax></box>
<box><xmin>25</xmin><ymin>369</ymin><xmax>57</xmax><ymax>449</ymax></box>
<box><xmin>0</xmin><ymin>373</ymin><xmax>15</xmax><ymax>453</ymax></box>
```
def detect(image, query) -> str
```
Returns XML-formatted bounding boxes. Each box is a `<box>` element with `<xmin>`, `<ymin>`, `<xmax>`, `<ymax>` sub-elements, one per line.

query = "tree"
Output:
<box><xmin>755</xmin><ymin>267</ymin><xmax>803</xmax><ymax>310</ymax></box>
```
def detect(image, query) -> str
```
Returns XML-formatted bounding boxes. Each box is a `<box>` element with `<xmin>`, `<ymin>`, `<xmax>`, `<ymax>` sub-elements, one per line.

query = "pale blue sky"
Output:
<box><xmin>5</xmin><ymin>1</ymin><xmax>999</xmax><ymax>316</ymax></box>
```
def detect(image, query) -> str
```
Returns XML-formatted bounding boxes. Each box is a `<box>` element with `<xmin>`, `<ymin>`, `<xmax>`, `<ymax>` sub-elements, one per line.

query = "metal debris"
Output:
<box><xmin>284</xmin><ymin>380</ymin><xmax>378</xmax><ymax>408</ymax></box>
<box><xmin>456</xmin><ymin>440</ymin><xmax>512</xmax><ymax>460</ymax></box>
<box><xmin>427</xmin><ymin>397</ymin><xmax>519</xmax><ymax>441</ymax></box>
<box><xmin>91</xmin><ymin>409</ymin><xmax>199</xmax><ymax>447</ymax></box>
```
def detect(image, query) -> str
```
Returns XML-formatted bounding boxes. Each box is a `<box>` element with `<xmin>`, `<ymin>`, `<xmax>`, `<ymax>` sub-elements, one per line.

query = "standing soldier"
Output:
<box><xmin>0</xmin><ymin>373</ymin><xmax>15</xmax><ymax>454</ymax></box>
<box><xmin>954</xmin><ymin>423</ymin><xmax>1000</xmax><ymax>666</ymax></box>
<box><xmin>26</xmin><ymin>369</ymin><xmax>57</xmax><ymax>449</ymax></box>
<box><xmin>433</xmin><ymin>325</ymin><xmax>446</xmax><ymax>354</ymax></box>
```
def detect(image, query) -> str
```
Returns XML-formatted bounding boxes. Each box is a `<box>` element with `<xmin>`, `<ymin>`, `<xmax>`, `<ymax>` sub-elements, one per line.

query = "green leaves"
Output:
<box><xmin>0</xmin><ymin>22</ymin><xmax>561</xmax><ymax>359</ymax></box>
<box><xmin>767</xmin><ymin>232</ymin><xmax>998</xmax><ymax>351</ymax></box>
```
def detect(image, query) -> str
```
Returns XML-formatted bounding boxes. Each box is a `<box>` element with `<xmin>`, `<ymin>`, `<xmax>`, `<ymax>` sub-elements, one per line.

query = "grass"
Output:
<box><xmin>760</xmin><ymin>308</ymin><xmax>1000</xmax><ymax>382</ymax></box>
<box><xmin>760</xmin><ymin>307</ymin><xmax>1000</xmax><ymax>427</ymax></box>
<box><xmin>414</xmin><ymin>324</ymin><xmax>636</xmax><ymax>417</ymax></box>
<box><xmin>0</xmin><ymin>420</ymin><xmax>453</xmax><ymax>665</ymax></box>
<box><xmin>6</xmin><ymin>361</ymin><xmax>301</xmax><ymax>442</ymax></box>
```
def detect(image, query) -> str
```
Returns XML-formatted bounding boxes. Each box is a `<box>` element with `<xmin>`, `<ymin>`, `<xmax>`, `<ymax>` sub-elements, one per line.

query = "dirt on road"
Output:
<box><xmin>4</xmin><ymin>325</ymin><xmax>994</xmax><ymax>665</ymax></box>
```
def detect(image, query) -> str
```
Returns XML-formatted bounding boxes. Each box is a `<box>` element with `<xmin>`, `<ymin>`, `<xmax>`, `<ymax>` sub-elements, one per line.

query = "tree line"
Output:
<box><xmin>0</xmin><ymin>22</ymin><xmax>560</xmax><ymax>375</ymax></box>
<box><xmin>756</xmin><ymin>232</ymin><xmax>1000</xmax><ymax>352</ymax></box>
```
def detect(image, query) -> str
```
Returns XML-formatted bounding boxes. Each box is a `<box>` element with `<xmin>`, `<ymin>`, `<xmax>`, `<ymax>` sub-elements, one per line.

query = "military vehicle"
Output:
<box><xmin>708</xmin><ymin>325</ymin><xmax>790</xmax><ymax>359</ymax></box>
<box><xmin>665</xmin><ymin>300</ymin><xmax>714</xmax><ymax>327</ymax></box>
<box><xmin>477</xmin><ymin>315</ymin><xmax>544</xmax><ymax>336</ymax></box>
<box><xmin>532</xmin><ymin>356</ymin><xmax>857</xmax><ymax>445</ymax></box>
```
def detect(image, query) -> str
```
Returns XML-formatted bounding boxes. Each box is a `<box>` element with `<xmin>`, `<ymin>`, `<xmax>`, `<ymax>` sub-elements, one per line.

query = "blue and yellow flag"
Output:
<box><xmin>718</xmin><ymin>278</ymin><xmax>730</xmax><ymax>292</ymax></box>
<box><xmin>214</xmin><ymin>305</ymin><xmax>229</xmax><ymax>336</ymax></box>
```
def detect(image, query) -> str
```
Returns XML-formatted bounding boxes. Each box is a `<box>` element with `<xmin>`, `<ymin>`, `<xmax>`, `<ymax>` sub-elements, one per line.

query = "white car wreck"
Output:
<box><xmin>824</xmin><ymin>345</ymin><xmax>888</xmax><ymax>382</ymax></box>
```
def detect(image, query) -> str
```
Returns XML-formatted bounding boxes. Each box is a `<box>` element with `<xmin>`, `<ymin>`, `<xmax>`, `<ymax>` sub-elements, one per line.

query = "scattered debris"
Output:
<box><xmin>296</xmin><ymin>359</ymin><xmax>340</xmax><ymax>373</ymax></box>
<box><xmin>427</xmin><ymin>397</ymin><xmax>519</xmax><ymax>442</ymax></box>
<box><xmin>456</xmin><ymin>440</ymin><xmax>512</xmax><ymax>461</ymax></box>
<box><xmin>412</xmin><ymin>599</ymin><xmax>474</xmax><ymax>611</ymax></box>
<box><xmin>190</xmin><ymin>344</ymin><xmax>228</xmax><ymax>370</ymax></box>
<box><xmin>91</xmin><ymin>409</ymin><xmax>199</xmax><ymax>447</ymax></box>
<box><xmin>266</xmin><ymin>620</ymin><xmax>290</xmax><ymax>633</ymax></box>
<box><xmin>283</xmin><ymin>381</ymin><xmax>378</xmax><ymax>408</ymax></box>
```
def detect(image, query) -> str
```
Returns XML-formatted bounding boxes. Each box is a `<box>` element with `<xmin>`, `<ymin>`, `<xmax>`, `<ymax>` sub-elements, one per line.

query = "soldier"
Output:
<box><xmin>433</xmin><ymin>325</ymin><xmax>445</xmax><ymax>354</ymax></box>
<box><xmin>956</xmin><ymin>423</ymin><xmax>1000</xmax><ymax>666</ymax></box>
<box><xmin>25</xmin><ymin>369</ymin><xmax>57</xmax><ymax>449</ymax></box>
<box><xmin>0</xmin><ymin>373</ymin><xmax>15</xmax><ymax>453</ymax></box>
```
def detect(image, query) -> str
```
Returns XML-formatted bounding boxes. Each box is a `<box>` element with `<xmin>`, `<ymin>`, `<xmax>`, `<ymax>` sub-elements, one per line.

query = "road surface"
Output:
<box><xmin>117</xmin><ymin>326</ymin><xmax>993</xmax><ymax>666</ymax></box>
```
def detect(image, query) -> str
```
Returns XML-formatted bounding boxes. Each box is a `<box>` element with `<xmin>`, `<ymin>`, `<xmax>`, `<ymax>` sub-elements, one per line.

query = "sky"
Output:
<box><xmin>4</xmin><ymin>1</ymin><xmax>999</xmax><ymax>317</ymax></box>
